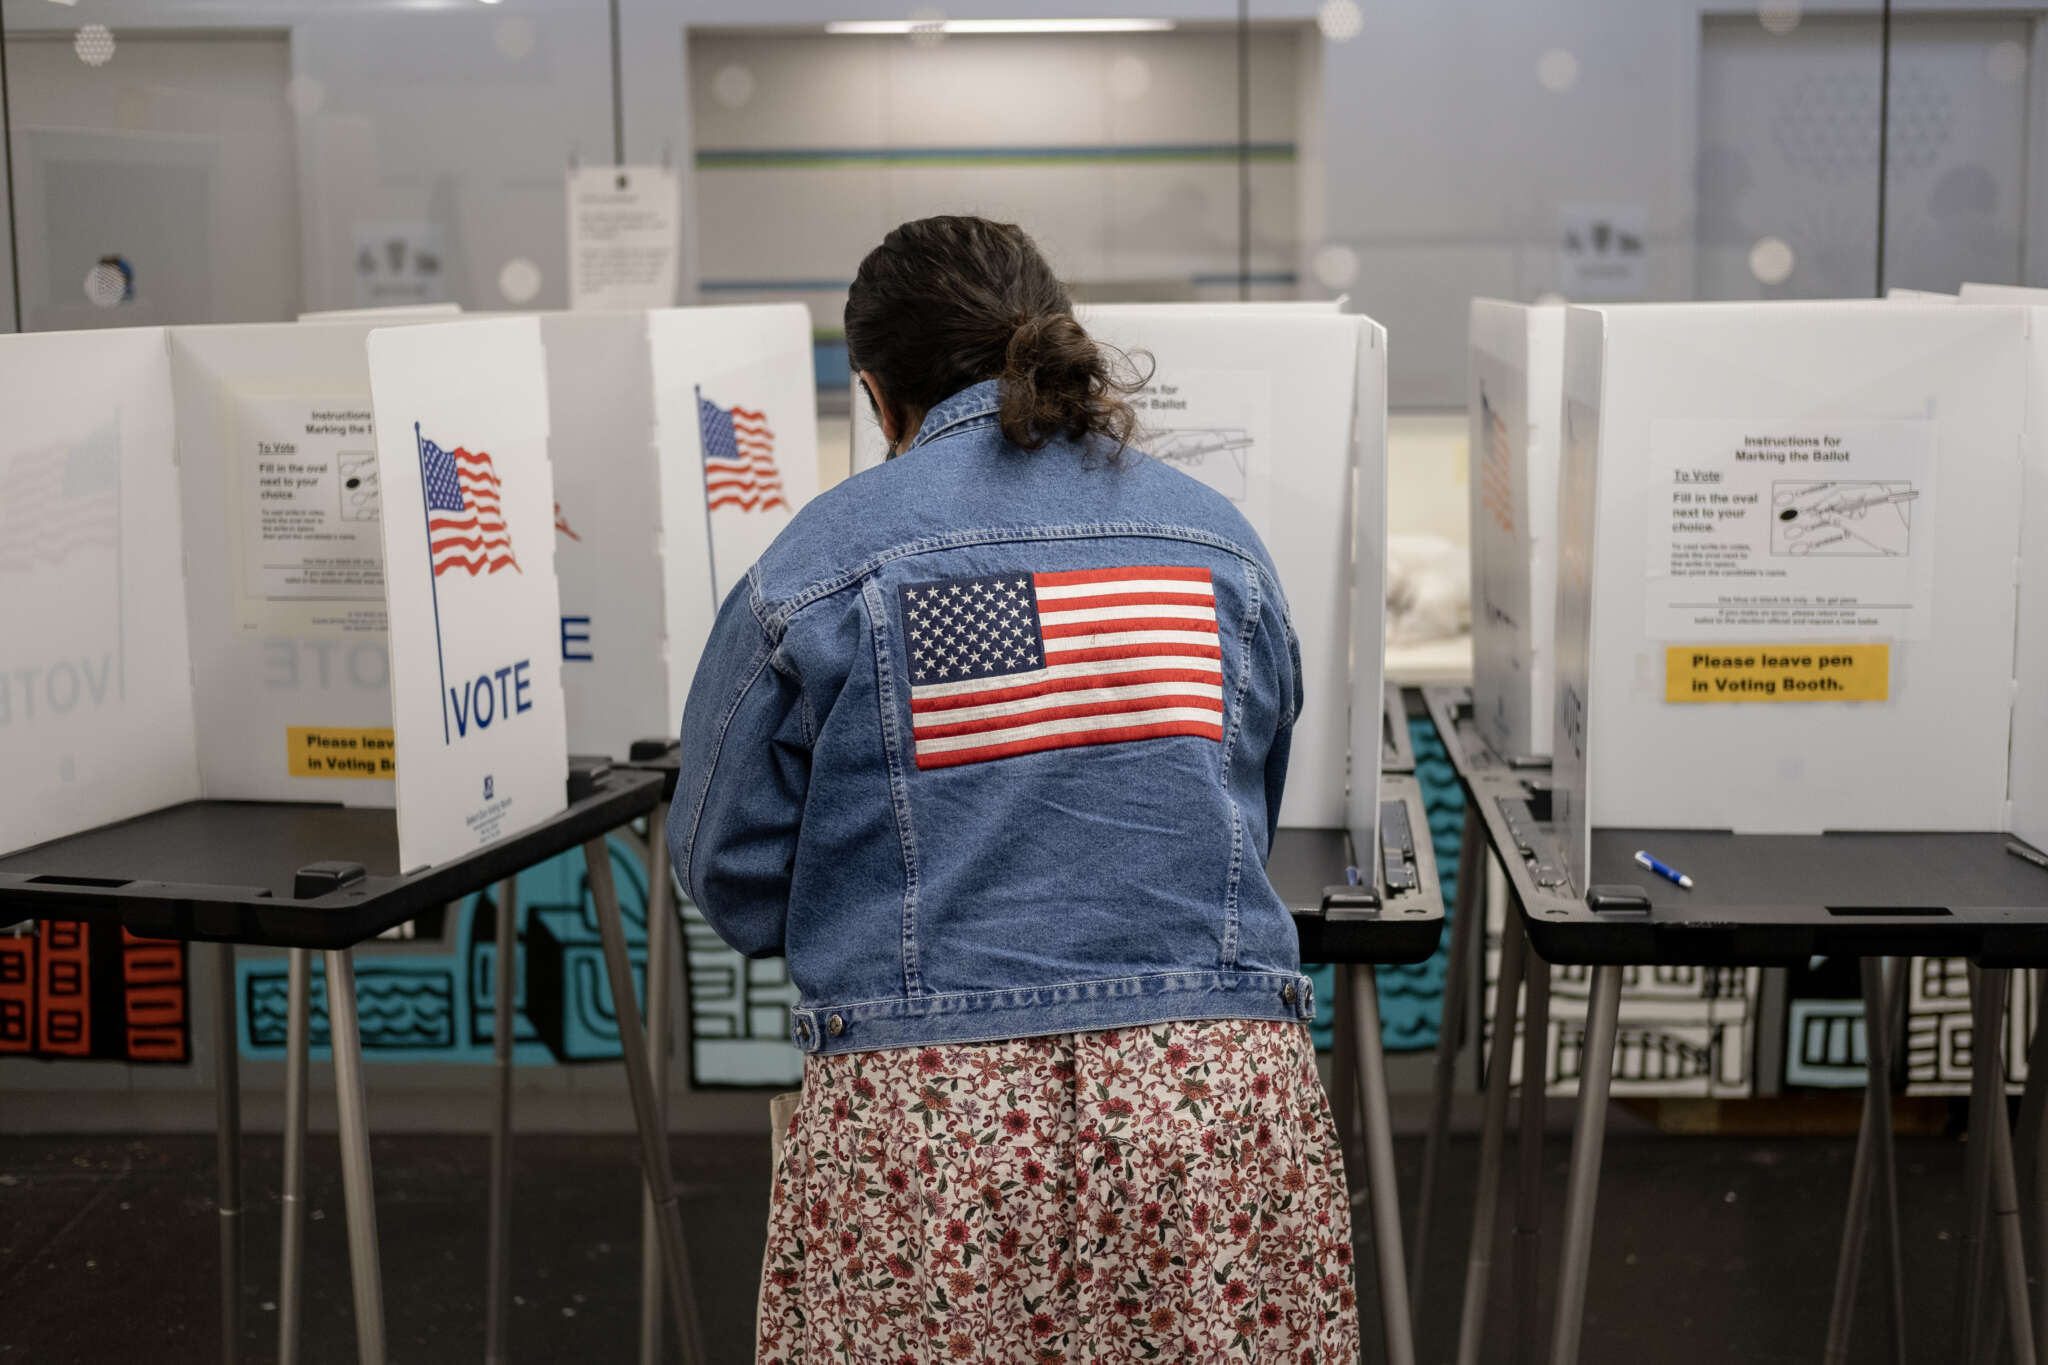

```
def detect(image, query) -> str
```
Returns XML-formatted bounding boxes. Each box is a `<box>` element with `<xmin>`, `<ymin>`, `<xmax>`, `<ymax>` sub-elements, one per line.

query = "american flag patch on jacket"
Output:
<box><xmin>899</xmin><ymin>566</ymin><xmax>1225</xmax><ymax>770</ymax></box>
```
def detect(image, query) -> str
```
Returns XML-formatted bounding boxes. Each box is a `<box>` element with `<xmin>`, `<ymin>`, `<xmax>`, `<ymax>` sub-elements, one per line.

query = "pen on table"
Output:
<box><xmin>2008</xmin><ymin>841</ymin><xmax>2048</xmax><ymax>872</ymax></box>
<box><xmin>1634</xmin><ymin>849</ymin><xmax>1694</xmax><ymax>891</ymax></box>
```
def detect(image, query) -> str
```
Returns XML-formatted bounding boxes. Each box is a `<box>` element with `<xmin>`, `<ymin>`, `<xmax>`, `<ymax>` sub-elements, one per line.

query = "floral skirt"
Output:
<box><xmin>757</xmin><ymin>1020</ymin><xmax>1358</xmax><ymax>1364</ymax></box>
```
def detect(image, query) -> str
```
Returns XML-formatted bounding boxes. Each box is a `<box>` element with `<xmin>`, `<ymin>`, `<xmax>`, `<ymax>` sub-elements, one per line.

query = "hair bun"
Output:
<box><xmin>998</xmin><ymin>311</ymin><xmax>1143</xmax><ymax>453</ymax></box>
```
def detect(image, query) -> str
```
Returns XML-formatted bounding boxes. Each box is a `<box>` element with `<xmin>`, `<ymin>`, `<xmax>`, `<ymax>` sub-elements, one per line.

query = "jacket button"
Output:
<box><xmin>827</xmin><ymin>1014</ymin><xmax>845</xmax><ymax>1037</ymax></box>
<box><xmin>1282</xmin><ymin>983</ymin><xmax>1298</xmax><ymax>1006</ymax></box>
<box><xmin>794</xmin><ymin>1018</ymin><xmax>810</xmax><ymax>1042</ymax></box>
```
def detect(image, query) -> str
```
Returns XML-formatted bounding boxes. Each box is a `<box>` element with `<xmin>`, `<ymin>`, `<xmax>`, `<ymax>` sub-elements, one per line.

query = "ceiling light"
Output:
<box><xmin>825</xmin><ymin>18</ymin><xmax>1177</xmax><ymax>35</ymax></box>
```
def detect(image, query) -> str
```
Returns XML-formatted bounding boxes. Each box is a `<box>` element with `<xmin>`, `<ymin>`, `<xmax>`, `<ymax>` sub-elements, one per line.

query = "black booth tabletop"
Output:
<box><xmin>0</xmin><ymin>764</ymin><xmax>664</xmax><ymax>950</ymax></box>
<box><xmin>1269</xmin><ymin>784</ymin><xmax>1444</xmax><ymax>967</ymax></box>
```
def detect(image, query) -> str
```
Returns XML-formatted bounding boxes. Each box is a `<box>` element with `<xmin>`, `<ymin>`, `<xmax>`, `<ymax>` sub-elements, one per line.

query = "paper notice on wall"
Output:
<box><xmin>1133</xmin><ymin>369</ymin><xmax>1272</xmax><ymax>539</ymax></box>
<box><xmin>1644</xmin><ymin>419</ymin><xmax>1935</xmax><ymax>640</ymax></box>
<box><xmin>567</xmin><ymin>165</ymin><xmax>680</xmax><ymax>311</ymax></box>
<box><xmin>232</xmin><ymin>394</ymin><xmax>388</xmax><ymax>637</ymax></box>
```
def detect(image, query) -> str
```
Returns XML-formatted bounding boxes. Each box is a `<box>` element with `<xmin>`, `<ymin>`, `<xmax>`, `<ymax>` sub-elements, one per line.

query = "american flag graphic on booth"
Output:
<box><xmin>698</xmin><ymin>389</ymin><xmax>787</xmax><ymax>513</ymax></box>
<box><xmin>420</xmin><ymin>434</ymin><xmax>519</xmax><ymax>577</ymax></box>
<box><xmin>0</xmin><ymin>425</ymin><xmax>119</xmax><ymax>575</ymax></box>
<box><xmin>900</xmin><ymin>566</ymin><xmax>1224</xmax><ymax>770</ymax></box>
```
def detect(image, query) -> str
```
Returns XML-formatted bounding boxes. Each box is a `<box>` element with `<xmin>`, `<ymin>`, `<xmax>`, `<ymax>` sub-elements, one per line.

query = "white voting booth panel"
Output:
<box><xmin>484</xmin><ymin>305</ymin><xmax>818</xmax><ymax>762</ymax></box>
<box><xmin>539</xmin><ymin>311</ymin><xmax>668</xmax><ymax>762</ymax></box>
<box><xmin>1554</xmin><ymin>301</ymin><xmax>2032</xmax><ymax>890</ymax></box>
<box><xmin>647</xmin><ymin>303</ymin><xmax>819</xmax><ymax>728</ymax></box>
<box><xmin>1958</xmin><ymin>283</ymin><xmax>2048</xmax><ymax>852</ymax></box>
<box><xmin>1</xmin><ymin>316</ymin><xmax>575</xmax><ymax>874</ymax></box>
<box><xmin>368</xmin><ymin>317</ymin><xmax>570</xmax><ymax>872</ymax></box>
<box><xmin>1467</xmin><ymin>299</ymin><xmax>1565</xmax><ymax>762</ymax></box>
<box><xmin>0</xmin><ymin>329</ymin><xmax>199</xmax><ymax>853</ymax></box>
<box><xmin>168</xmin><ymin>322</ymin><xmax>399</xmax><ymax>806</ymax></box>
<box><xmin>849</xmin><ymin>302</ymin><xmax>1383</xmax><ymax>834</ymax></box>
<box><xmin>847</xmin><ymin>302</ymin><xmax>1345</xmax><ymax>478</ymax></box>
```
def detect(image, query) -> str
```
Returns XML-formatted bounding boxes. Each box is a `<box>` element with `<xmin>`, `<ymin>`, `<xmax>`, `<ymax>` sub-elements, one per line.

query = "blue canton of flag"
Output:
<box><xmin>421</xmin><ymin>436</ymin><xmax>468</xmax><ymax>514</ymax></box>
<box><xmin>898</xmin><ymin>575</ymin><xmax>1045</xmax><ymax>687</ymax></box>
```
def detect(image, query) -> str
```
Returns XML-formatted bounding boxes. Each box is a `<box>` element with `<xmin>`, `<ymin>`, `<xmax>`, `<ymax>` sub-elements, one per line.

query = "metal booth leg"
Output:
<box><xmin>1957</xmin><ymin>965</ymin><xmax>2007</xmax><ymax>1358</ymax></box>
<box><xmin>1990</xmin><ymin>1079</ymin><xmax>2040</xmax><ymax>1365</ymax></box>
<box><xmin>1412</xmin><ymin>798</ymin><xmax>1485</xmax><ymax>1310</ymax></box>
<box><xmin>1548</xmin><ymin>963</ymin><xmax>1622</xmax><ymax>1365</ymax></box>
<box><xmin>639</xmin><ymin>802</ymin><xmax>677</xmax><ymax>1365</ymax></box>
<box><xmin>1350</xmin><ymin>965</ymin><xmax>1417</xmax><ymax>1365</ymax></box>
<box><xmin>486</xmin><ymin>875</ymin><xmax>518</xmax><ymax>1365</ymax></box>
<box><xmin>1333</xmin><ymin>948</ymin><xmax>1362</xmax><ymax>1193</ymax></box>
<box><xmin>1454</xmin><ymin>910</ymin><xmax>1528</xmax><ymax>1365</ymax></box>
<box><xmin>1959</xmin><ymin>966</ymin><xmax>2009</xmax><ymax>1360</ymax></box>
<box><xmin>325</xmin><ymin>948</ymin><xmax>388</xmax><ymax>1365</ymax></box>
<box><xmin>1511</xmin><ymin>911</ymin><xmax>1552</xmax><ymax>1365</ymax></box>
<box><xmin>2029</xmin><ymin>969</ymin><xmax>2048</xmax><ymax>1357</ymax></box>
<box><xmin>1822</xmin><ymin>956</ymin><xmax>1906</xmax><ymax>1365</ymax></box>
<box><xmin>278</xmin><ymin>950</ymin><xmax>313</xmax><ymax>1365</ymax></box>
<box><xmin>1871</xmin><ymin>959</ymin><xmax>1909</xmax><ymax>1361</ymax></box>
<box><xmin>584</xmin><ymin>835</ymin><xmax>707</xmax><ymax>1365</ymax></box>
<box><xmin>214</xmin><ymin>942</ymin><xmax>242</xmax><ymax>1365</ymax></box>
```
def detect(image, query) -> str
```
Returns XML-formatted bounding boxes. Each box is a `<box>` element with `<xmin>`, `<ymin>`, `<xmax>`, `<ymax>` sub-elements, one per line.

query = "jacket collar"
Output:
<box><xmin>907</xmin><ymin>379</ymin><xmax>1002</xmax><ymax>452</ymax></box>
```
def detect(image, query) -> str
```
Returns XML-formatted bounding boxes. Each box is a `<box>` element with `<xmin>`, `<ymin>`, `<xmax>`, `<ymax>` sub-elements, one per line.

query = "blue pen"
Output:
<box><xmin>1634</xmin><ymin>849</ymin><xmax>1694</xmax><ymax>890</ymax></box>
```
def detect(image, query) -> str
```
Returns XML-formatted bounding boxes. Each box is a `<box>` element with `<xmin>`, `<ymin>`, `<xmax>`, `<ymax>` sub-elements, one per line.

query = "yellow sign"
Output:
<box><xmin>1665</xmin><ymin>645</ymin><xmax>1889</xmax><ymax>703</ymax></box>
<box><xmin>286</xmin><ymin>726</ymin><xmax>397</xmax><ymax>778</ymax></box>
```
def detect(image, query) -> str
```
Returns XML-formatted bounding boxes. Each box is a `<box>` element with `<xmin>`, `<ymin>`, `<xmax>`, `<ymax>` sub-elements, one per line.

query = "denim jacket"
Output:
<box><xmin>669</xmin><ymin>380</ymin><xmax>1312</xmax><ymax>1056</ymax></box>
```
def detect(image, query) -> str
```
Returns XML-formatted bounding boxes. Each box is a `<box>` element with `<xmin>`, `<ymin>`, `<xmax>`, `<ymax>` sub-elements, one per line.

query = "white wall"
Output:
<box><xmin>687</xmin><ymin>25</ymin><xmax>1303</xmax><ymax>381</ymax></box>
<box><xmin>4</xmin><ymin>0</ymin><xmax>2045</xmax><ymax>400</ymax></box>
<box><xmin>5</xmin><ymin>31</ymin><xmax>298</xmax><ymax>330</ymax></box>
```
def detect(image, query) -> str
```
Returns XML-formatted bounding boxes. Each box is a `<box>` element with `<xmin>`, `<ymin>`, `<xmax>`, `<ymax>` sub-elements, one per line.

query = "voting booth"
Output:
<box><xmin>540</xmin><ymin>304</ymin><xmax>818</xmax><ymax>760</ymax></box>
<box><xmin>1551</xmin><ymin>300</ymin><xmax>2041</xmax><ymax>890</ymax></box>
<box><xmin>1467</xmin><ymin>299</ymin><xmax>1565</xmax><ymax>763</ymax></box>
<box><xmin>851</xmin><ymin>301</ymin><xmax>1388</xmax><ymax>843</ymax></box>
<box><xmin>0</xmin><ymin>316</ymin><xmax>568</xmax><ymax>870</ymax></box>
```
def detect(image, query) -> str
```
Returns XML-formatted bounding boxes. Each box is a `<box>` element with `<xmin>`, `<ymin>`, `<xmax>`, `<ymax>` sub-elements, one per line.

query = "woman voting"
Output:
<box><xmin>670</xmin><ymin>217</ymin><xmax>1359</xmax><ymax>1363</ymax></box>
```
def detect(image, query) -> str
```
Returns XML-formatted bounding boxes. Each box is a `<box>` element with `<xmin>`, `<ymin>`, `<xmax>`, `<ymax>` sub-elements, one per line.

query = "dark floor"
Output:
<box><xmin>0</xmin><ymin>1126</ymin><xmax>2005</xmax><ymax>1364</ymax></box>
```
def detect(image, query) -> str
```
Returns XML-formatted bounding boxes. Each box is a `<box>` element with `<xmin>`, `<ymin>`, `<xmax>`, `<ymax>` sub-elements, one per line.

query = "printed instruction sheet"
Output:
<box><xmin>1644</xmin><ymin>418</ymin><xmax>1934</xmax><ymax>639</ymax></box>
<box><xmin>1133</xmin><ymin>368</ymin><xmax>1273</xmax><ymax>539</ymax></box>
<box><xmin>232</xmin><ymin>393</ymin><xmax>387</xmax><ymax>636</ymax></box>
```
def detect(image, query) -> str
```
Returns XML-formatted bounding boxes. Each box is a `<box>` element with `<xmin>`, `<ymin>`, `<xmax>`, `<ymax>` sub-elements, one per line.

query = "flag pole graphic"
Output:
<box><xmin>695</xmin><ymin>385</ymin><xmax>719</xmax><ymax>609</ymax></box>
<box><xmin>416</xmin><ymin>423</ymin><xmax>451</xmax><ymax>745</ymax></box>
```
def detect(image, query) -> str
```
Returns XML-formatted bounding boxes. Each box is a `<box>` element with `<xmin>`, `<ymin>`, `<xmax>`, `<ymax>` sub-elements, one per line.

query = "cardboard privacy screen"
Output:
<box><xmin>647</xmin><ymin>304</ymin><xmax>820</xmax><ymax>728</ymax></box>
<box><xmin>0</xmin><ymin>316</ymin><xmax>463</xmax><ymax>857</ymax></box>
<box><xmin>0</xmin><ymin>328</ymin><xmax>197</xmax><ymax>854</ymax></box>
<box><xmin>1553</xmin><ymin>301</ymin><xmax>2036</xmax><ymax>890</ymax></box>
<box><xmin>368</xmin><ymin>317</ymin><xmax>569</xmax><ymax>872</ymax></box>
<box><xmin>543</xmin><ymin>304</ymin><xmax>818</xmax><ymax>760</ymax></box>
<box><xmin>848</xmin><ymin>302</ymin><xmax>1385</xmax><ymax>837</ymax></box>
<box><xmin>1959</xmin><ymin>284</ymin><xmax>2048</xmax><ymax>854</ymax></box>
<box><xmin>1468</xmin><ymin>299</ymin><xmax>1565</xmax><ymax>763</ymax></box>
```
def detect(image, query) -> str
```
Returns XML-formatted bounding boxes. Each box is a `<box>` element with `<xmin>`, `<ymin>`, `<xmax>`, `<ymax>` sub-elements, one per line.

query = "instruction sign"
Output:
<box><xmin>567</xmin><ymin>165</ymin><xmax>680</xmax><ymax>311</ymax></box>
<box><xmin>1132</xmin><ymin>368</ymin><xmax>1273</xmax><ymax>540</ymax></box>
<box><xmin>1665</xmin><ymin>645</ymin><xmax>1889</xmax><ymax>703</ymax></box>
<box><xmin>1645</xmin><ymin>419</ymin><xmax>1934</xmax><ymax>640</ymax></box>
<box><xmin>233</xmin><ymin>394</ymin><xmax>387</xmax><ymax>637</ymax></box>
<box><xmin>285</xmin><ymin>725</ymin><xmax>396</xmax><ymax>778</ymax></box>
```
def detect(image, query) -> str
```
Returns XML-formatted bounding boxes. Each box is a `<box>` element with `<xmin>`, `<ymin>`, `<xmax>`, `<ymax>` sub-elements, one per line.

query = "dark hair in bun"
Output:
<box><xmin>845</xmin><ymin>215</ymin><xmax>1147</xmax><ymax>455</ymax></box>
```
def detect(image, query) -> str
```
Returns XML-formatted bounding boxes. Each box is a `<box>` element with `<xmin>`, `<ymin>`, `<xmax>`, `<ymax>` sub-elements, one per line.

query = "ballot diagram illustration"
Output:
<box><xmin>1771</xmin><ymin>479</ymin><xmax>1917</xmax><ymax>557</ymax></box>
<box><xmin>1141</xmin><ymin>425</ymin><xmax>1254</xmax><ymax>503</ymax></box>
<box><xmin>338</xmin><ymin>449</ymin><xmax>380</xmax><ymax>523</ymax></box>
